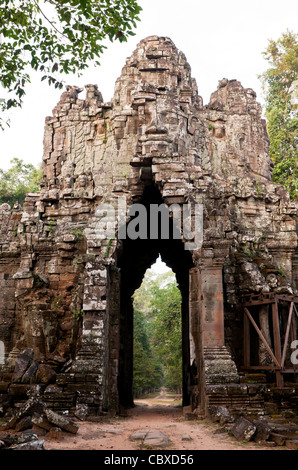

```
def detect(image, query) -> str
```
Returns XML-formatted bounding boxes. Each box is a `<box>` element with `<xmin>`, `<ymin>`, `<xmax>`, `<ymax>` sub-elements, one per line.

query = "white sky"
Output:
<box><xmin>150</xmin><ymin>255</ymin><xmax>171</xmax><ymax>274</ymax></box>
<box><xmin>0</xmin><ymin>0</ymin><xmax>297</xmax><ymax>171</ymax></box>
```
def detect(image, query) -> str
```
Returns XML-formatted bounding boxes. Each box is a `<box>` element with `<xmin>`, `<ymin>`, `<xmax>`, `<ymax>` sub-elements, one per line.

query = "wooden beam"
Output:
<box><xmin>290</xmin><ymin>312</ymin><xmax>297</xmax><ymax>374</ymax></box>
<box><xmin>276</xmin><ymin>295</ymin><xmax>298</xmax><ymax>303</ymax></box>
<box><xmin>244</xmin><ymin>307</ymin><xmax>281</xmax><ymax>368</ymax></box>
<box><xmin>281</xmin><ymin>302</ymin><xmax>294</xmax><ymax>368</ymax></box>
<box><xmin>272</xmin><ymin>300</ymin><xmax>282</xmax><ymax>367</ymax></box>
<box><xmin>242</xmin><ymin>299</ymin><xmax>275</xmax><ymax>306</ymax></box>
<box><xmin>241</xmin><ymin>365</ymin><xmax>280</xmax><ymax>370</ymax></box>
<box><xmin>293</xmin><ymin>303</ymin><xmax>298</xmax><ymax>319</ymax></box>
<box><xmin>272</xmin><ymin>300</ymin><xmax>283</xmax><ymax>387</ymax></box>
<box><xmin>243</xmin><ymin>310</ymin><xmax>250</xmax><ymax>367</ymax></box>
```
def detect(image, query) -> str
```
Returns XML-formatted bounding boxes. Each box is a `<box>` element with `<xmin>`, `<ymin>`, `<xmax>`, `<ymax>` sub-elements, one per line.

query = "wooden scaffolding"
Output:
<box><xmin>241</xmin><ymin>293</ymin><xmax>298</xmax><ymax>387</ymax></box>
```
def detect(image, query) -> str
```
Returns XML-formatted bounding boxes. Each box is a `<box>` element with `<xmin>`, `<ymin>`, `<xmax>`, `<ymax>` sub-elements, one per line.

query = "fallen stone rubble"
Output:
<box><xmin>209</xmin><ymin>405</ymin><xmax>298</xmax><ymax>449</ymax></box>
<box><xmin>0</xmin><ymin>429</ymin><xmax>45</xmax><ymax>450</ymax></box>
<box><xmin>0</xmin><ymin>396</ymin><xmax>78</xmax><ymax>450</ymax></box>
<box><xmin>130</xmin><ymin>429</ymin><xmax>169</xmax><ymax>447</ymax></box>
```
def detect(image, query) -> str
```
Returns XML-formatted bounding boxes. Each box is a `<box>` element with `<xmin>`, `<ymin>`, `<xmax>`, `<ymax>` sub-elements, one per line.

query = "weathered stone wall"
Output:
<box><xmin>0</xmin><ymin>36</ymin><xmax>297</xmax><ymax>417</ymax></box>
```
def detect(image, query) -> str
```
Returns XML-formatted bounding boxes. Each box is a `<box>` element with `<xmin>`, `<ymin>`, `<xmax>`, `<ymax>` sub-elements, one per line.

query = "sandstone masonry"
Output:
<box><xmin>0</xmin><ymin>36</ymin><xmax>297</xmax><ymax>418</ymax></box>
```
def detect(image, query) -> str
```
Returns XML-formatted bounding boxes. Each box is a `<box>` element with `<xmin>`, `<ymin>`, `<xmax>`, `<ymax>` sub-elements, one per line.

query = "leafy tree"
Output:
<box><xmin>259</xmin><ymin>30</ymin><xmax>298</xmax><ymax>199</ymax></box>
<box><xmin>134</xmin><ymin>307</ymin><xmax>151</xmax><ymax>355</ymax></box>
<box><xmin>133</xmin><ymin>268</ymin><xmax>182</xmax><ymax>394</ymax></box>
<box><xmin>134</xmin><ymin>269</ymin><xmax>176</xmax><ymax>310</ymax></box>
<box><xmin>0</xmin><ymin>0</ymin><xmax>142</xmax><ymax>126</ymax></box>
<box><xmin>133</xmin><ymin>308</ymin><xmax>163</xmax><ymax>396</ymax></box>
<box><xmin>150</xmin><ymin>282</ymin><xmax>182</xmax><ymax>391</ymax></box>
<box><xmin>0</xmin><ymin>157</ymin><xmax>42</xmax><ymax>206</ymax></box>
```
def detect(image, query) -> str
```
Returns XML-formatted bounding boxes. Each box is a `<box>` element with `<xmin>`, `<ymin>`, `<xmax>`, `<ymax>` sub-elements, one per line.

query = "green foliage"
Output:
<box><xmin>0</xmin><ymin>0</ymin><xmax>142</xmax><ymax>127</ymax></box>
<box><xmin>73</xmin><ymin>308</ymin><xmax>84</xmax><ymax>321</ymax></box>
<box><xmin>259</xmin><ymin>30</ymin><xmax>298</xmax><ymax>199</ymax></box>
<box><xmin>0</xmin><ymin>157</ymin><xmax>42</xmax><ymax>206</ymax></box>
<box><xmin>133</xmin><ymin>268</ymin><xmax>182</xmax><ymax>395</ymax></box>
<box><xmin>71</xmin><ymin>228</ymin><xmax>86</xmax><ymax>241</ymax></box>
<box><xmin>104</xmin><ymin>236</ymin><xmax>114</xmax><ymax>257</ymax></box>
<box><xmin>133</xmin><ymin>269</ymin><xmax>176</xmax><ymax>315</ymax></box>
<box><xmin>150</xmin><ymin>282</ymin><xmax>182</xmax><ymax>390</ymax></box>
<box><xmin>133</xmin><ymin>308</ymin><xmax>163</xmax><ymax>395</ymax></box>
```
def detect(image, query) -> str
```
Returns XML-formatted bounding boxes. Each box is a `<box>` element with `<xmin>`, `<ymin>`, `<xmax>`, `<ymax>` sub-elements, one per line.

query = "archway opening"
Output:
<box><xmin>132</xmin><ymin>258</ymin><xmax>183</xmax><ymax>402</ymax></box>
<box><xmin>116</xmin><ymin>183</ymin><xmax>195</xmax><ymax>409</ymax></box>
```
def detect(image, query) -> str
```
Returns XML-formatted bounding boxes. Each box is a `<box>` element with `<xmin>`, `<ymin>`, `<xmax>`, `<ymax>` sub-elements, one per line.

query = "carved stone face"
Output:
<box><xmin>64</xmin><ymin>177</ymin><xmax>73</xmax><ymax>189</ymax></box>
<box><xmin>61</xmin><ymin>161</ymin><xmax>75</xmax><ymax>179</ymax></box>
<box><xmin>78</xmin><ymin>174</ymin><xmax>87</xmax><ymax>188</ymax></box>
<box><xmin>113</xmin><ymin>36</ymin><xmax>201</xmax><ymax>162</ymax></box>
<box><xmin>266</xmin><ymin>273</ymin><xmax>278</xmax><ymax>289</ymax></box>
<box><xmin>139</xmin><ymin>101</ymin><xmax>177</xmax><ymax>158</ymax></box>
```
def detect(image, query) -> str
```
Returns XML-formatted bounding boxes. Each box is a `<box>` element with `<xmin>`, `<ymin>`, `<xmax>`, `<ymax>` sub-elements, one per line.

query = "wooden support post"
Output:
<box><xmin>272</xmin><ymin>300</ymin><xmax>283</xmax><ymax>387</ymax></box>
<box><xmin>290</xmin><ymin>304</ymin><xmax>297</xmax><ymax>375</ymax></box>
<box><xmin>281</xmin><ymin>302</ymin><xmax>294</xmax><ymax>368</ymax></box>
<box><xmin>243</xmin><ymin>310</ymin><xmax>250</xmax><ymax>368</ymax></box>
<box><xmin>294</xmin><ymin>304</ymin><xmax>298</xmax><ymax>379</ymax></box>
<box><xmin>244</xmin><ymin>307</ymin><xmax>281</xmax><ymax>368</ymax></box>
<box><xmin>242</xmin><ymin>296</ymin><xmax>298</xmax><ymax>386</ymax></box>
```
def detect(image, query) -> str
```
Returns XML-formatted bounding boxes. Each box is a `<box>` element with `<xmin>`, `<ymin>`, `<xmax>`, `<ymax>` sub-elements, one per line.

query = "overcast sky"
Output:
<box><xmin>0</xmin><ymin>0</ymin><xmax>297</xmax><ymax>170</ymax></box>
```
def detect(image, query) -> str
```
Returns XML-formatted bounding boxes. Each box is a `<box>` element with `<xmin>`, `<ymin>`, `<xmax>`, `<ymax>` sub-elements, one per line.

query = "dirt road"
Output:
<box><xmin>43</xmin><ymin>390</ymin><xmax>279</xmax><ymax>451</ymax></box>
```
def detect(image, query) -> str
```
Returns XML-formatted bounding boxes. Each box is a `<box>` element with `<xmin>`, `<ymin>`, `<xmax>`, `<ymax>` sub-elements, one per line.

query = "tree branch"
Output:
<box><xmin>33</xmin><ymin>0</ymin><xmax>70</xmax><ymax>42</ymax></box>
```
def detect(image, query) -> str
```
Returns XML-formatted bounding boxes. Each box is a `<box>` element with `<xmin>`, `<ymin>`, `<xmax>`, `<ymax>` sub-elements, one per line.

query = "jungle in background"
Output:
<box><xmin>133</xmin><ymin>269</ymin><xmax>182</xmax><ymax>397</ymax></box>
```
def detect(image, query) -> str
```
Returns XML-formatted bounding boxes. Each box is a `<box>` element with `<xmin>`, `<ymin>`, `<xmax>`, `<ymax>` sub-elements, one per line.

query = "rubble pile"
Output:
<box><xmin>0</xmin><ymin>396</ymin><xmax>78</xmax><ymax>450</ymax></box>
<box><xmin>209</xmin><ymin>405</ymin><xmax>298</xmax><ymax>449</ymax></box>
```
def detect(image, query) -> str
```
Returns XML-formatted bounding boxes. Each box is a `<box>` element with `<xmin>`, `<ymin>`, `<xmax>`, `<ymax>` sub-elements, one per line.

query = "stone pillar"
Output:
<box><xmin>190</xmin><ymin>264</ymin><xmax>239</xmax><ymax>414</ymax></box>
<box><xmin>70</xmin><ymin>261</ymin><xmax>108</xmax><ymax>415</ymax></box>
<box><xmin>104</xmin><ymin>266</ymin><xmax>121</xmax><ymax>413</ymax></box>
<box><xmin>189</xmin><ymin>267</ymin><xmax>204</xmax><ymax>411</ymax></box>
<box><xmin>198</xmin><ymin>266</ymin><xmax>225</xmax><ymax>347</ymax></box>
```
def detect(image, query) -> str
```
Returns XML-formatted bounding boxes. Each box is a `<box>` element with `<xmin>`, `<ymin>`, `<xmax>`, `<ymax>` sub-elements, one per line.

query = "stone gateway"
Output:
<box><xmin>0</xmin><ymin>36</ymin><xmax>297</xmax><ymax>418</ymax></box>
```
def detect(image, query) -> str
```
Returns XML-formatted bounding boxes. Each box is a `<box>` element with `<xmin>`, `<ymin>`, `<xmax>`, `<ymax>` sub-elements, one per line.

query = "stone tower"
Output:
<box><xmin>0</xmin><ymin>36</ymin><xmax>297</xmax><ymax>417</ymax></box>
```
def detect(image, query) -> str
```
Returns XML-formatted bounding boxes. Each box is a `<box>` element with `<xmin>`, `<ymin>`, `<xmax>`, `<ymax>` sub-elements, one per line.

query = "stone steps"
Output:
<box><xmin>203</xmin><ymin>346</ymin><xmax>240</xmax><ymax>385</ymax></box>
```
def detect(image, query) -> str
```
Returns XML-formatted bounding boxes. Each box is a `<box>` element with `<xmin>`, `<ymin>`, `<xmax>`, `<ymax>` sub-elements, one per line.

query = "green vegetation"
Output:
<box><xmin>71</xmin><ymin>228</ymin><xmax>86</xmax><ymax>241</ymax></box>
<box><xmin>0</xmin><ymin>157</ymin><xmax>42</xmax><ymax>206</ymax></box>
<box><xmin>73</xmin><ymin>309</ymin><xmax>84</xmax><ymax>321</ymax></box>
<box><xmin>133</xmin><ymin>307</ymin><xmax>163</xmax><ymax>396</ymax></box>
<box><xmin>133</xmin><ymin>268</ymin><xmax>182</xmax><ymax>396</ymax></box>
<box><xmin>104</xmin><ymin>237</ymin><xmax>114</xmax><ymax>257</ymax></box>
<box><xmin>259</xmin><ymin>30</ymin><xmax>298</xmax><ymax>200</ymax></box>
<box><xmin>0</xmin><ymin>0</ymin><xmax>142</xmax><ymax>127</ymax></box>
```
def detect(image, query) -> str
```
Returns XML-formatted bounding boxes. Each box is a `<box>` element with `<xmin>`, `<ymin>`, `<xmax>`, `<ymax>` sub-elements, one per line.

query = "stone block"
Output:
<box><xmin>36</xmin><ymin>364</ymin><xmax>57</xmax><ymax>385</ymax></box>
<box><xmin>11</xmin><ymin>349</ymin><xmax>35</xmax><ymax>383</ymax></box>
<box><xmin>0</xmin><ymin>34</ymin><xmax>297</xmax><ymax>422</ymax></box>
<box><xmin>206</xmin><ymin>385</ymin><xmax>228</xmax><ymax>395</ymax></box>
<box><xmin>44</xmin><ymin>408</ymin><xmax>78</xmax><ymax>434</ymax></box>
<box><xmin>208</xmin><ymin>405</ymin><xmax>233</xmax><ymax>424</ymax></box>
<box><xmin>231</xmin><ymin>417</ymin><xmax>256</xmax><ymax>441</ymax></box>
<box><xmin>285</xmin><ymin>440</ymin><xmax>298</xmax><ymax>450</ymax></box>
<box><xmin>48</xmin><ymin>426</ymin><xmax>64</xmax><ymax>440</ymax></box>
<box><xmin>253</xmin><ymin>419</ymin><xmax>272</xmax><ymax>442</ymax></box>
<box><xmin>130</xmin><ymin>430</ymin><xmax>147</xmax><ymax>441</ymax></box>
<box><xmin>226</xmin><ymin>384</ymin><xmax>248</xmax><ymax>395</ymax></box>
<box><xmin>270</xmin><ymin>432</ymin><xmax>286</xmax><ymax>446</ymax></box>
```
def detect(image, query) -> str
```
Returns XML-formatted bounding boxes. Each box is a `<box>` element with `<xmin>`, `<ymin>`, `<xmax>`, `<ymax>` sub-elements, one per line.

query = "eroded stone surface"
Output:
<box><xmin>130</xmin><ymin>429</ymin><xmax>169</xmax><ymax>447</ymax></box>
<box><xmin>0</xmin><ymin>35</ymin><xmax>297</xmax><ymax>417</ymax></box>
<box><xmin>231</xmin><ymin>416</ymin><xmax>256</xmax><ymax>441</ymax></box>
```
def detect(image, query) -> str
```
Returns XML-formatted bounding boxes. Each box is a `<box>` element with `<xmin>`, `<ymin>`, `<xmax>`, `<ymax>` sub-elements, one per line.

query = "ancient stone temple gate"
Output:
<box><xmin>0</xmin><ymin>36</ymin><xmax>297</xmax><ymax>418</ymax></box>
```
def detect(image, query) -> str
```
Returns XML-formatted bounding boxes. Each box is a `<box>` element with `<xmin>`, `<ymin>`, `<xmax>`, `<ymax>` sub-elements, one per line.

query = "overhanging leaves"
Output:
<box><xmin>0</xmin><ymin>0</ymin><xmax>142</xmax><ymax>127</ymax></box>
<box><xmin>259</xmin><ymin>30</ymin><xmax>298</xmax><ymax>200</ymax></box>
